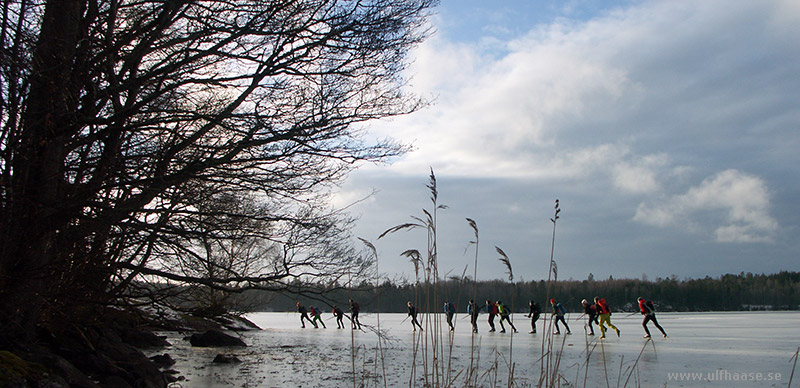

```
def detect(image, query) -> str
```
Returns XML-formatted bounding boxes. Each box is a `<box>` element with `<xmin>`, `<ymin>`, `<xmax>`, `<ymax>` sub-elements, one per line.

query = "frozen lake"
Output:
<box><xmin>155</xmin><ymin>311</ymin><xmax>800</xmax><ymax>387</ymax></box>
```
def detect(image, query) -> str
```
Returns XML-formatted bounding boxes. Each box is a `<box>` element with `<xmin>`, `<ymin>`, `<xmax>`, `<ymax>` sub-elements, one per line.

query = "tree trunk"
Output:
<box><xmin>0</xmin><ymin>0</ymin><xmax>83</xmax><ymax>342</ymax></box>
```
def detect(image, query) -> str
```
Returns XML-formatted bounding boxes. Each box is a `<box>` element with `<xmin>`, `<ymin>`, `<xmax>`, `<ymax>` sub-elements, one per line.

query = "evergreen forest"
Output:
<box><xmin>246</xmin><ymin>271</ymin><xmax>800</xmax><ymax>314</ymax></box>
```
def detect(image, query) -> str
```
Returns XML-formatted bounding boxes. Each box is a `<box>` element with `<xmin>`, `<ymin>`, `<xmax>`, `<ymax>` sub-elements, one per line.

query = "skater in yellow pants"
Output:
<box><xmin>594</xmin><ymin>296</ymin><xmax>620</xmax><ymax>338</ymax></box>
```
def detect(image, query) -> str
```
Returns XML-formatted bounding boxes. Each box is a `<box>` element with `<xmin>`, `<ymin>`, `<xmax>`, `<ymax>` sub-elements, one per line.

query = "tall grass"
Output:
<box><xmin>366</xmin><ymin>178</ymin><xmax>652</xmax><ymax>388</ymax></box>
<box><xmin>379</xmin><ymin>169</ymin><xmax>526</xmax><ymax>388</ymax></box>
<box><xmin>379</xmin><ymin>168</ymin><xmax>449</xmax><ymax>387</ymax></box>
<box><xmin>359</xmin><ymin>238</ymin><xmax>388</xmax><ymax>388</ymax></box>
<box><xmin>465</xmin><ymin>218</ymin><xmax>480</xmax><ymax>387</ymax></box>
<box><xmin>538</xmin><ymin>199</ymin><xmax>562</xmax><ymax>388</ymax></box>
<box><xmin>495</xmin><ymin>246</ymin><xmax>516</xmax><ymax>388</ymax></box>
<box><xmin>788</xmin><ymin>346</ymin><xmax>799</xmax><ymax>388</ymax></box>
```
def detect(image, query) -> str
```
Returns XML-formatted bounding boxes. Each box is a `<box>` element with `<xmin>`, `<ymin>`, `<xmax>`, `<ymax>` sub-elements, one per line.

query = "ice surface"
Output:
<box><xmin>154</xmin><ymin>311</ymin><xmax>799</xmax><ymax>387</ymax></box>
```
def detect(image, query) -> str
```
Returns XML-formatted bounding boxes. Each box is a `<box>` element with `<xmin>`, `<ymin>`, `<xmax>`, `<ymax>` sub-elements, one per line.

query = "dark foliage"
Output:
<box><xmin>252</xmin><ymin>271</ymin><xmax>800</xmax><ymax>313</ymax></box>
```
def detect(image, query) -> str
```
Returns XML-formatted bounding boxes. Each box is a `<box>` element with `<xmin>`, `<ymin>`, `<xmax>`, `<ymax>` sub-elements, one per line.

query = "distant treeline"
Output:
<box><xmin>242</xmin><ymin>271</ymin><xmax>800</xmax><ymax>314</ymax></box>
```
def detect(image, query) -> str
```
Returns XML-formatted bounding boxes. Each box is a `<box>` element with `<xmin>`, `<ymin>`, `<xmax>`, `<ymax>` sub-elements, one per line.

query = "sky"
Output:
<box><xmin>333</xmin><ymin>0</ymin><xmax>800</xmax><ymax>283</ymax></box>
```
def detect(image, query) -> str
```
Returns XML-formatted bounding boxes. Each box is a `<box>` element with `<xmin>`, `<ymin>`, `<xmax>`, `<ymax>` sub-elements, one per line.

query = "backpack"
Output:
<box><xmin>599</xmin><ymin>299</ymin><xmax>612</xmax><ymax>315</ymax></box>
<box><xmin>646</xmin><ymin>301</ymin><xmax>655</xmax><ymax>312</ymax></box>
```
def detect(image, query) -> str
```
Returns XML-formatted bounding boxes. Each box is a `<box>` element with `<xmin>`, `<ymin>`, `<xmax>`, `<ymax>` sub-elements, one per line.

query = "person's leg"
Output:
<box><xmin>488</xmin><ymin>315</ymin><xmax>496</xmax><ymax>331</ymax></box>
<box><xmin>598</xmin><ymin>314</ymin><xmax>608</xmax><ymax>337</ymax></box>
<box><xmin>509</xmin><ymin>317</ymin><xmax>517</xmax><ymax>332</ymax></box>
<box><xmin>642</xmin><ymin>315</ymin><xmax>652</xmax><ymax>337</ymax></box>
<box><xmin>499</xmin><ymin>316</ymin><xmax>506</xmax><ymax>332</ymax></box>
<box><xmin>651</xmin><ymin>315</ymin><xmax>667</xmax><ymax>336</ymax></box>
<box><xmin>606</xmin><ymin>317</ymin><xmax>620</xmax><ymax>336</ymax></box>
<box><xmin>561</xmin><ymin>317</ymin><xmax>571</xmax><ymax>334</ymax></box>
<box><xmin>554</xmin><ymin>316</ymin><xmax>561</xmax><ymax>333</ymax></box>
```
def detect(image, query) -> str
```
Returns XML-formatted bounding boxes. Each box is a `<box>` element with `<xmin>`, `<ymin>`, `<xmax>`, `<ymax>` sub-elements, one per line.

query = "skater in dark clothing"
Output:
<box><xmin>332</xmin><ymin>306</ymin><xmax>345</xmax><ymax>329</ymax></box>
<box><xmin>486</xmin><ymin>299</ymin><xmax>498</xmax><ymax>332</ymax></box>
<box><xmin>297</xmin><ymin>302</ymin><xmax>315</xmax><ymax>328</ymax></box>
<box><xmin>310</xmin><ymin>306</ymin><xmax>326</xmax><ymax>328</ymax></box>
<box><xmin>526</xmin><ymin>300</ymin><xmax>541</xmax><ymax>333</ymax></box>
<box><xmin>467</xmin><ymin>299</ymin><xmax>480</xmax><ymax>333</ymax></box>
<box><xmin>407</xmin><ymin>301</ymin><xmax>424</xmax><ymax>331</ymax></box>
<box><xmin>349</xmin><ymin>299</ymin><xmax>362</xmax><ymax>330</ymax></box>
<box><xmin>638</xmin><ymin>297</ymin><xmax>667</xmax><ymax>338</ymax></box>
<box><xmin>497</xmin><ymin>301</ymin><xmax>517</xmax><ymax>333</ymax></box>
<box><xmin>581</xmin><ymin>299</ymin><xmax>599</xmax><ymax>335</ymax></box>
<box><xmin>444</xmin><ymin>300</ymin><xmax>456</xmax><ymax>331</ymax></box>
<box><xmin>550</xmin><ymin>299</ymin><xmax>571</xmax><ymax>334</ymax></box>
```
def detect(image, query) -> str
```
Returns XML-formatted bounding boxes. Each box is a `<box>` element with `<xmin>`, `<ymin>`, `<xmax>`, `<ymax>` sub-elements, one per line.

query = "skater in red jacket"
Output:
<box><xmin>638</xmin><ymin>297</ymin><xmax>667</xmax><ymax>338</ymax></box>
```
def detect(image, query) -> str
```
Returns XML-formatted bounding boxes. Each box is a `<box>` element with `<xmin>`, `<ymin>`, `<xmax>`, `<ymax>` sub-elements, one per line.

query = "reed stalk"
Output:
<box><xmin>359</xmin><ymin>238</ymin><xmax>388</xmax><ymax>388</ymax></box>
<box><xmin>465</xmin><ymin>218</ymin><xmax>480</xmax><ymax>387</ymax></box>
<box><xmin>496</xmin><ymin>246</ymin><xmax>515</xmax><ymax>388</ymax></box>
<box><xmin>789</xmin><ymin>346</ymin><xmax>799</xmax><ymax>388</ymax></box>
<box><xmin>379</xmin><ymin>168</ymin><xmax>450</xmax><ymax>387</ymax></box>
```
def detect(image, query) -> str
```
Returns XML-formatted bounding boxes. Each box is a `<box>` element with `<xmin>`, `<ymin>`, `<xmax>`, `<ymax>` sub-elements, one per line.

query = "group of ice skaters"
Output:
<box><xmin>578</xmin><ymin>296</ymin><xmax>667</xmax><ymax>339</ymax></box>
<box><xmin>295</xmin><ymin>299</ymin><xmax>364</xmax><ymax>330</ymax></box>
<box><xmin>298</xmin><ymin>296</ymin><xmax>667</xmax><ymax>339</ymax></box>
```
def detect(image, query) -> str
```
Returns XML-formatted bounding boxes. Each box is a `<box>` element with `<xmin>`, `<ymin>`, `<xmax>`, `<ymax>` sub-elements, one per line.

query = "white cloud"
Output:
<box><xmin>634</xmin><ymin>170</ymin><xmax>778</xmax><ymax>243</ymax></box>
<box><xmin>612</xmin><ymin>154</ymin><xmax>671</xmax><ymax>194</ymax></box>
<box><xmin>353</xmin><ymin>0</ymin><xmax>798</xmax><ymax>279</ymax></box>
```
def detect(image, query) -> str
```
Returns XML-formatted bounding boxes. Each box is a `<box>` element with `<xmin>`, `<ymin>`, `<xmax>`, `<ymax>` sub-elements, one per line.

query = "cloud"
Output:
<box><xmin>373</xmin><ymin>0</ymin><xmax>798</xmax><ymax>183</ymax></box>
<box><xmin>353</xmin><ymin>0</ymin><xmax>796</xmax><ymax>279</ymax></box>
<box><xmin>633</xmin><ymin>170</ymin><xmax>778</xmax><ymax>243</ymax></box>
<box><xmin>612</xmin><ymin>160</ymin><xmax>660</xmax><ymax>194</ymax></box>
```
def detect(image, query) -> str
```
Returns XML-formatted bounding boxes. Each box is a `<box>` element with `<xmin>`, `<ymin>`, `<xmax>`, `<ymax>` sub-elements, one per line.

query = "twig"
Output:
<box><xmin>789</xmin><ymin>346</ymin><xmax>799</xmax><ymax>388</ymax></box>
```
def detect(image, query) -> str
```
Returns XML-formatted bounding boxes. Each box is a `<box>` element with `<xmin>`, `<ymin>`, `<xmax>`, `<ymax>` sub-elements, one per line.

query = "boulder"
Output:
<box><xmin>212</xmin><ymin>354</ymin><xmax>242</xmax><ymax>364</ymax></box>
<box><xmin>189</xmin><ymin>330</ymin><xmax>246</xmax><ymax>347</ymax></box>
<box><xmin>148</xmin><ymin>353</ymin><xmax>175</xmax><ymax>368</ymax></box>
<box><xmin>120</xmin><ymin>327</ymin><xmax>171</xmax><ymax>348</ymax></box>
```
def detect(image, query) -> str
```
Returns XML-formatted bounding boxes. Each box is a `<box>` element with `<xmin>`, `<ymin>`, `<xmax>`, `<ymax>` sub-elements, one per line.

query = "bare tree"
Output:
<box><xmin>0</xmin><ymin>0</ymin><xmax>435</xmax><ymax>343</ymax></box>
